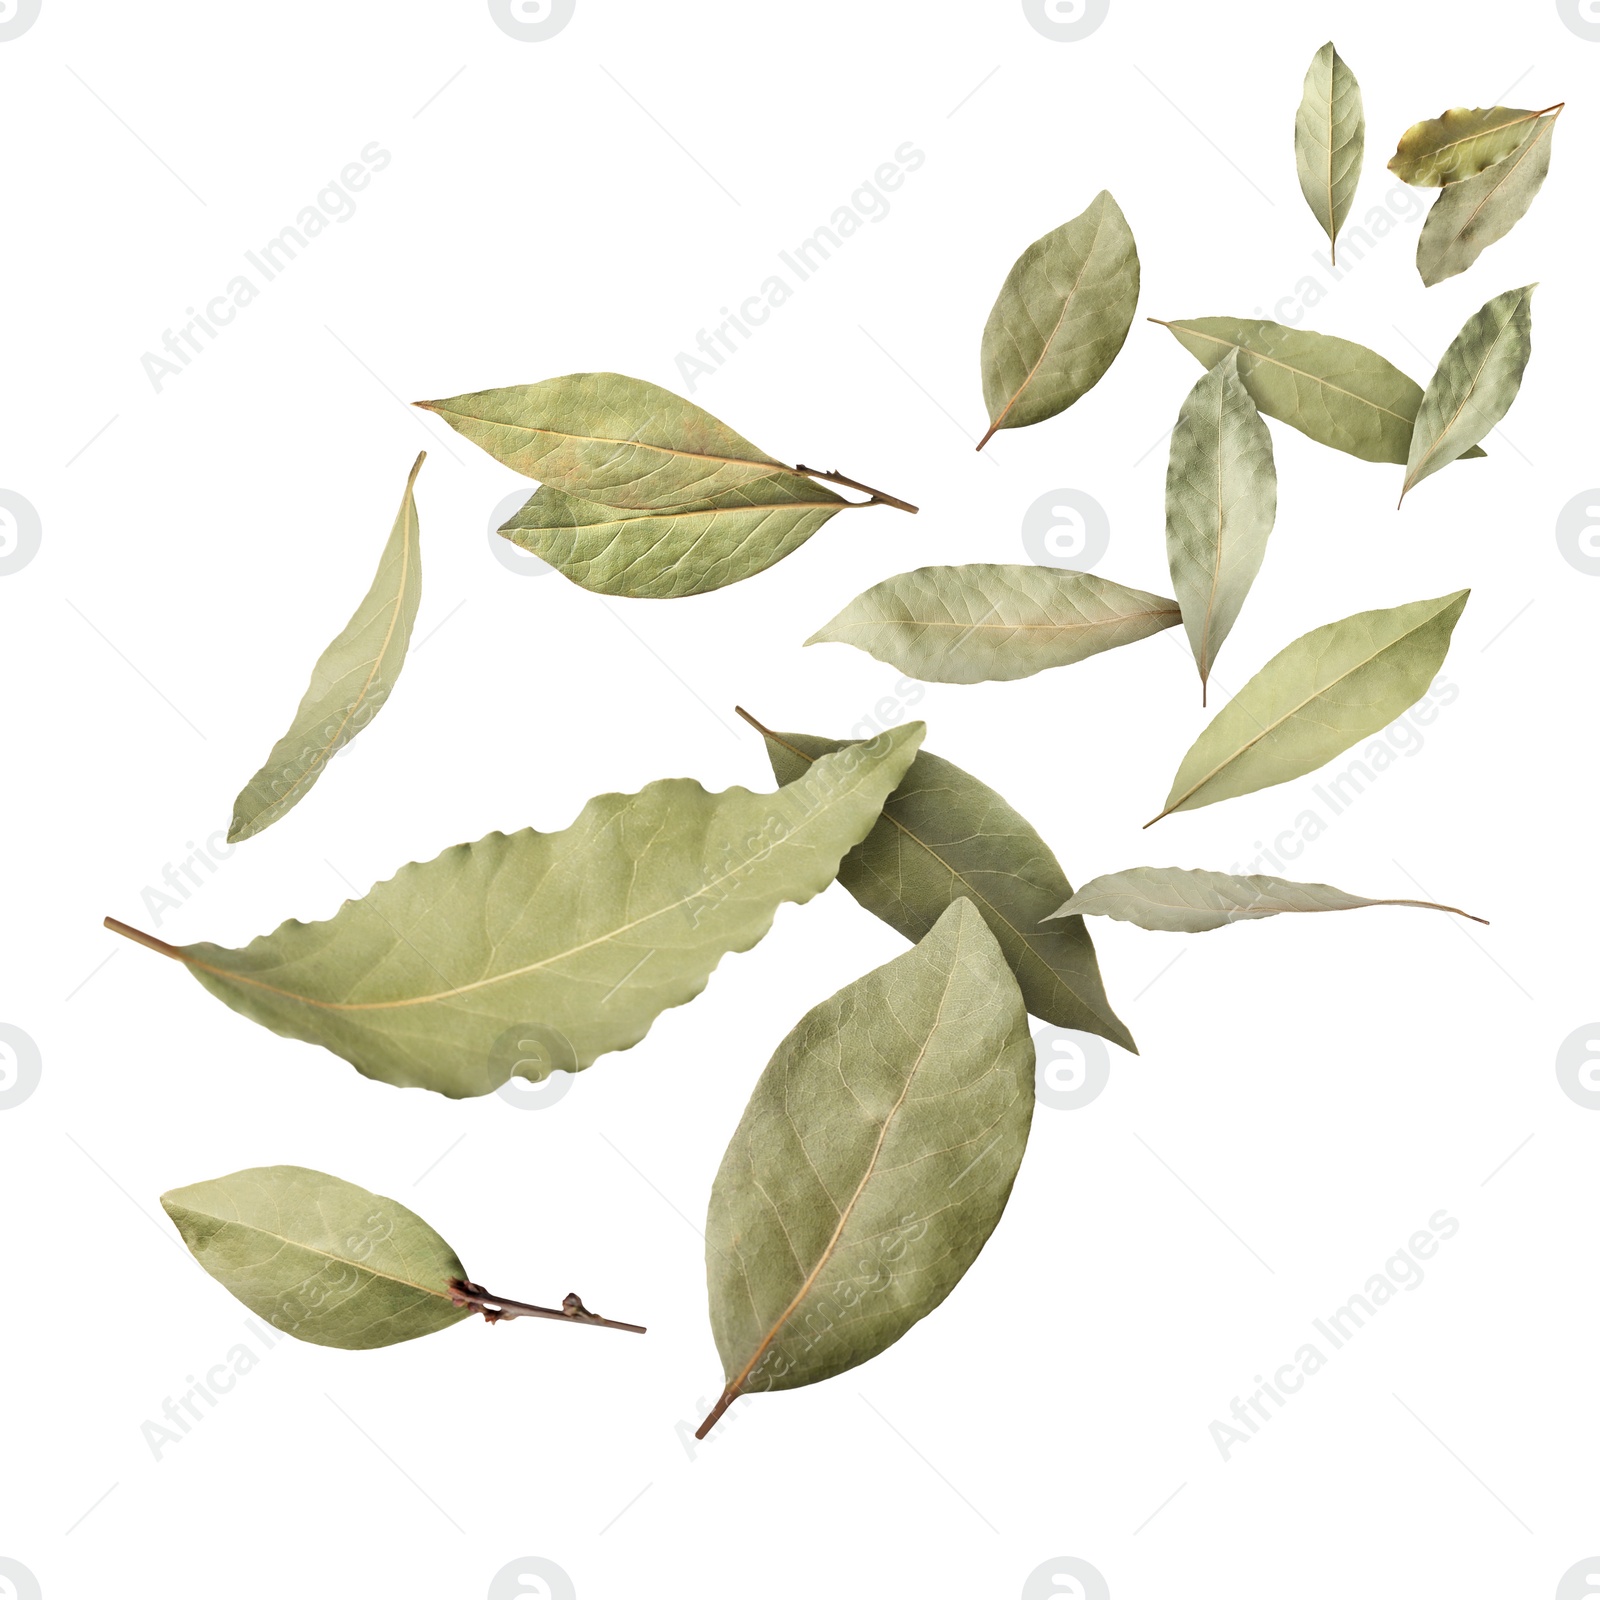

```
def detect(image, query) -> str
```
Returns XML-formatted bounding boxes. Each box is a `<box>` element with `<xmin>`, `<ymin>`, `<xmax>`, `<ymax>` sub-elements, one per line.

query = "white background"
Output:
<box><xmin>3</xmin><ymin>2</ymin><xmax>1597</xmax><ymax>1596</ymax></box>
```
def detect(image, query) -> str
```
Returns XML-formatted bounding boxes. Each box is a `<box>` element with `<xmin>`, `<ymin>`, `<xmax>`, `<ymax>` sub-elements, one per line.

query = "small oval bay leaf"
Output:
<box><xmin>1164</xmin><ymin>351</ymin><xmax>1277</xmax><ymax>702</ymax></box>
<box><xmin>807</xmin><ymin>564</ymin><xmax>1180</xmax><ymax>684</ymax></box>
<box><xmin>163</xmin><ymin>1165</ymin><xmax>470</xmax><ymax>1349</ymax></box>
<box><xmin>1149</xmin><ymin>590</ymin><xmax>1469</xmax><ymax>824</ymax></box>
<box><xmin>742</xmin><ymin>711</ymin><xmax>1135</xmax><ymax>1051</ymax></box>
<box><xmin>1401</xmin><ymin>285</ymin><xmax>1535</xmax><ymax>502</ymax></box>
<box><xmin>111</xmin><ymin>727</ymin><xmax>924</xmax><ymax>1097</ymax></box>
<box><xmin>1048</xmin><ymin>866</ymin><xmax>1485</xmax><ymax>933</ymax></box>
<box><xmin>978</xmin><ymin>190</ymin><xmax>1139</xmax><ymax>448</ymax></box>
<box><xmin>699</xmin><ymin>900</ymin><xmax>1033</xmax><ymax>1434</ymax></box>
<box><xmin>228</xmin><ymin>453</ymin><xmax>424</xmax><ymax>843</ymax></box>
<box><xmin>1295</xmin><ymin>42</ymin><xmax>1365</xmax><ymax>263</ymax></box>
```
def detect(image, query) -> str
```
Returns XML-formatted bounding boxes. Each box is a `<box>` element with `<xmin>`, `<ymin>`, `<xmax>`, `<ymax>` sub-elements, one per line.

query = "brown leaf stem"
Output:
<box><xmin>448</xmin><ymin>1280</ymin><xmax>646</xmax><ymax>1334</ymax></box>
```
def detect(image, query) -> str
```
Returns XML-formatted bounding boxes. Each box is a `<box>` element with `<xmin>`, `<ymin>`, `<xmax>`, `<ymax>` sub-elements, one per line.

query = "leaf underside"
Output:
<box><xmin>1295</xmin><ymin>42</ymin><xmax>1365</xmax><ymax>260</ymax></box>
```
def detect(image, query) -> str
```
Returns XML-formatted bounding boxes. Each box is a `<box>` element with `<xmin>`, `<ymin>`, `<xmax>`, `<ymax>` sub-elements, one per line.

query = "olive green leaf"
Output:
<box><xmin>1401</xmin><ymin>285</ymin><xmax>1535</xmax><ymax>503</ymax></box>
<box><xmin>1148</xmin><ymin>590</ymin><xmax>1468</xmax><ymax>824</ymax></box>
<box><xmin>227</xmin><ymin>454</ymin><xmax>424</xmax><ymax>843</ymax></box>
<box><xmin>977</xmin><ymin>190</ymin><xmax>1139</xmax><ymax>449</ymax></box>
<box><xmin>1417</xmin><ymin>114</ymin><xmax>1558</xmax><ymax>287</ymax></box>
<box><xmin>163</xmin><ymin>1166</ymin><xmax>471</xmax><ymax>1349</ymax></box>
<box><xmin>1388</xmin><ymin>104</ymin><xmax>1557</xmax><ymax>186</ymax></box>
<box><xmin>416</xmin><ymin>371</ymin><xmax>914</xmax><ymax>516</ymax></box>
<box><xmin>1152</xmin><ymin>317</ymin><xmax>1485</xmax><ymax>466</ymax></box>
<box><xmin>498</xmin><ymin>478</ymin><xmax>853</xmax><ymax>598</ymax></box>
<box><xmin>1164</xmin><ymin>352</ymin><xmax>1277</xmax><ymax>704</ymax></box>
<box><xmin>1295</xmin><ymin>42</ymin><xmax>1365</xmax><ymax>264</ymax></box>
<box><xmin>740</xmin><ymin>710</ymin><xmax>1135</xmax><ymax>1051</ymax></box>
<box><xmin>1048</xmin><ymin>865</ymin><xmax>1486</xmax><ymax>934</ymax></box>
<box><xmin>807</xmin><ymin>564</ymin><xmax>1180</xmax><ymax>684</ymax></box>
<box><xmin>108</xmin><ymin>726</ymin><xmax>923</xmax><ymax>1098</ymax></box>
<box><xmin>697</xmin><ymin>900</ymin><xmax>1033</xmax><ymax>1437</ymax></box>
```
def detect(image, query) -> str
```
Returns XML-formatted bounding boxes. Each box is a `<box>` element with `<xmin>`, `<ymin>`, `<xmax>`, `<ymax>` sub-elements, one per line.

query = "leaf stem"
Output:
<box><xmin>793</xmin><ymin>464</ymin><xmax>918</xmax><ymax>514</ymax></box>
<box><xmin>695</xmin><ymin>1385</ymin><xmax>740</xmax><ymax>1439</ymax></box>
<box><xmin>103</xmin><ymin>916</ymin><xmax>185</xmax><ymax>960</ymax></box>
<box><xmin>448</xmin><ymin>1280</ymin><xmax>646</xmax><ymax>1334</ymax></box>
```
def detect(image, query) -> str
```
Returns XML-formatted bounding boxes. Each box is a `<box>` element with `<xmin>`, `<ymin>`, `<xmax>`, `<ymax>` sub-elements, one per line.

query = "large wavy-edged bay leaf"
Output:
<box><xmin>1153</xmin><ymin>316</ymin><xmax>1485</xmax><ymax>466</ymax></box>
<box><xmin>743</xmin><ymin>712</ymin><xmax>1135</xmax><ymax>1051</ymax></box>
<box><xmin>807</xmin><ymin>564</ymin><xmax>1179</xmax><ymax>684</ymax></box>
<box><xmin>1402</xmin><ymin>285</ymin><xmax>1534</xmax><ymax>502</ymax></box>
<box><xmin>1389</xmin><ymin>105</ymin><xmax>1551</xmax><ymax>186</ymax></box>
<box><xmin>1149</xmin><ymin>590</ymin><xmax>1468</xmax><ymax>823</ymax></box>
<box><xmin>418</xmin><ymin>372</ymin><xmax>807</xmax><ymax>510</ymax></box>
<box><xmin>1165</xmin><ymin>351</ymin><xmax>1277</xmax><ymax>703</ymax></box>
<box><xmin>1295</xmin><ymin>42</ymin><xmax>1365</xmax><ymax>263</ymax></box>
<box><xmin>698</xmin><ymin>900</ymin><xmax>1032</xmax><ymax>1435</ymax></box>
<box><xmin>1417</xmin><ymin>116</ymin><xmax>1558</xmax><ymax>287</ymax></box>
<box><xmin>498</xmin><ymin>478</ymin><xmax>849</xmax><ymax>598</ymax></box>
<box><xmin>978</xmin><ymin>190</ymin><xmax>1139</xmax><ymax>448</ymax></box>
<box><xmin>228</xmin><ymin>453</ymin><xmax>424</xmax><ymax>842</ymax></box>
<box><xmin>163</xmin><ymin>1165</ymin><xmax>470</xmax><ymax>1348</ymax></box>
<box><xmin>1049</xmin><ymin>865</ymin><xmax>1485</xmax><ymax>933</ymax></box>
<box><xmin>109</xmin><ymin>726</ymin><xmax>923</xmax><ymax>1097</ymax></box>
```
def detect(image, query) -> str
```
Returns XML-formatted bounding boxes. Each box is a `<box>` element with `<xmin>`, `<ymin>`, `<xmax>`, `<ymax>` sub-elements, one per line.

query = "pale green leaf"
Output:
<box><xmin>700</xmin><ymin>900</ymin><xmax>1033</xmax><ymax>1431</ymax></box>
<box><xmin>1402</xmin><ymin>285</ymin><xmax>1535</xmax><ymax>502</ymax></box>
<box><xmin>743</xmin><ymin>712</ymin><xmax>1135</xmax><ymax>1051</ymax></box>
<box><xmin>1164</xmin><ymin>351</ymin><xmax>1277</xmax><ymax>703</ymax></box>
<box><xmin>498</xmin><ymin>478</ymin><xmax>849</xmax><ymax>598</ymax></box>
<box><xmin>978</xmin><ymin>190</ymin><xmax>1139</xmax><ymax>448</ymax></box>
<box><xmin>1152</xmin><ymin>316</ymin><xmax>1486</xmax><ymax>465</ymax></box>
<box><xmin>228</xmin><ymin>454</ymin><xmax>424</xmax><ymax>843</ymax></box>
<box><xmin>110</xmin><ymin>727</ymin><xmax>923</xmax><ymax>1097</ymax></box>
<box><xmin>1417</xmin><ymin>115</ymin><xmax>1558</xmax><ymax>286</ymax></box>
<box><xmin>1150</xmin><ymin>590</ymin><xmax>1469</xmax><ymax>823</ymax></box>
<box><xmin>1389</xmin><ymin>105</ymin><xmax>1549</xmax><ymax>186</ymax></box>
<box><xmin>1048</xmin><ymin>865</ymin><xmax>1485</xmax><ymax>933</ymax></box>
<box><xmin>163</xmin><ymin>1165</ymin><xmax>470</xmax><ymax>1349</ymax></box>
<box><xmin>807</xmin><ymin>564</ymin><xmax>1179</xmax><ymax>684</ymax></box>
<box><xmin>1295</xmin><ymin>42</ymin><xmax>1365</xmax><ymax>262</ymax></box>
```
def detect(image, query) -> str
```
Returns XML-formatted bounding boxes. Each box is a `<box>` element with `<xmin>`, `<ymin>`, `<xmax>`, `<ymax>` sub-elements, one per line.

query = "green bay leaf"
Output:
<box><xmin>1153</xmin><ymin>316</ymin><xmax>1486</xmax><ymax>465</ymax></box>
<box><xmin>228</xmin><ymin>453</ymin><xmax>424</xmax><ymax>843</ymax></box>
<box><xmin>498</xmin><ymin>478</ymin><xmax>849</xmax><ymax>598</ymax></box>
<box><xmin>1165</xmin><ymin>351</ymin><xmax>1277</xmax><ymax>703</ymax></box>
<box><xmin>743</xmin><ymin>712</ymin><xmax>1135</xmax><ymax>1051</ymax></box>
<box><xmin>807</xmin><ymin>564</ymin><xmax>1179</xmax><ymax>684</ymax></box>
<box><xmin>1049</xmin><ymin>865</ymin><xmax>1485</xmax><ymax>933</ymax></box>
<box><xmin>1417</xmin><ymin>116</ymin><xmax>1558</xmax><ymax>287</ymax></box>
<box><xmin>1402</xmin><ymin>285</ymin><xmax>1535</xmax><ymax>502</ymax></box>
<box><xmin>699</xmin><ymin>900</ymin><xmax>1032</xmax><ymax>1434</ymax></box>
<box><xmin>978</xmin><ymin>190</ymin><xmax>1139</xmax><ymax>448</ymax></box>
<box><xmin>163</xmin><ymin>1166</ymin><xmax>470</xmax><ymax>1349</ymax></box>
<box><xmin>1150</xmin><ymin>590</ymin><xmax>1469</xmax><ymax>823</ymax></box>
<box><xmin>111</xmin><ymin>726</ymin><xmax>923</xmax><ymax>1097</ymax></box>
<box><xmin>1389</xmin><ymin>104</ymin><xmax>1549</xmax><ymax>186</ymax></box>
<box><xmin>1295</xmin><ymin>42</ymin><xmax>1365</xmax><ymax>263</ymax></box>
